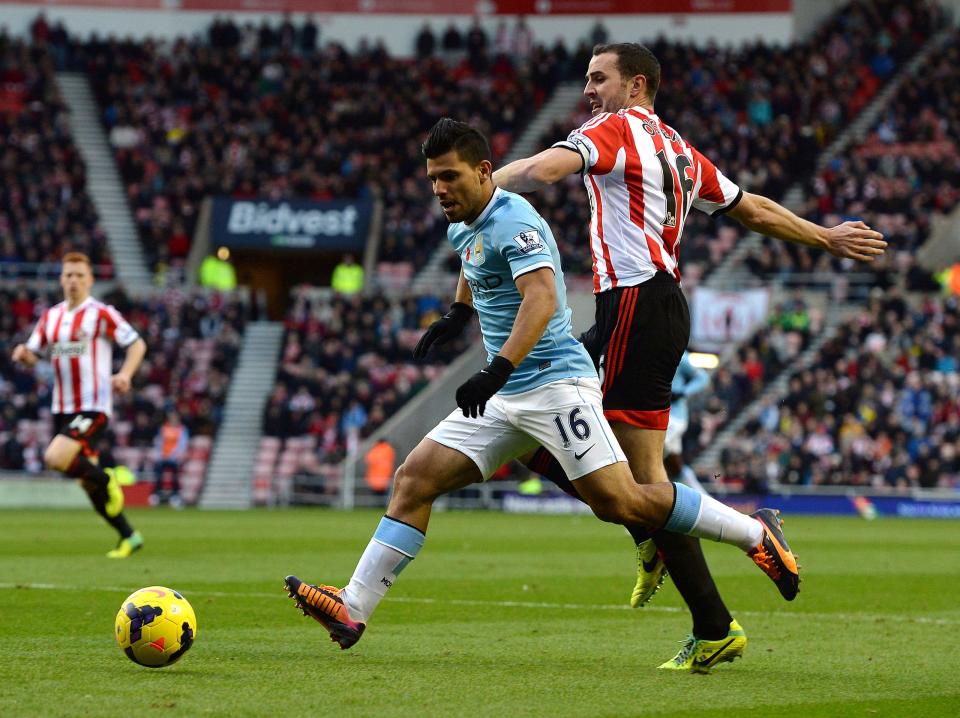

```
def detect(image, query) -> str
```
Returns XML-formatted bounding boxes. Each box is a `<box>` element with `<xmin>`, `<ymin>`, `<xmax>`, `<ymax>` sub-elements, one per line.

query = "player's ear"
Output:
<box><xmin>631</xmin><ymin>73</ymin><xmax>647</xmax><ymax>100</ymax></box>
<box><xmin>478</xmin><ymin>159</ymin><xmax>493</xmax><ymax>183</ymax></box>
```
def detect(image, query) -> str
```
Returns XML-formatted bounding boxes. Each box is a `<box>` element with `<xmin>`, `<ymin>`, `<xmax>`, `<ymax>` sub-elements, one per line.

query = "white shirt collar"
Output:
<box><xmin>465</xmin><ymin>186</ymin><xmax>503</xmax><ymax>229</ymax></box>
<box><xmin>65</xmin><ymin>296</ymin><xmax>93</xmax><ymax>313</ymax></box>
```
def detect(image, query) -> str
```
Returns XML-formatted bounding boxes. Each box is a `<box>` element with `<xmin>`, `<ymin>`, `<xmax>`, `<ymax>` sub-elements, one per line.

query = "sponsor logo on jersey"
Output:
<box><xmin>51</xmin><ymin>341</ymin><xmax>88</xmax><ymax>358</ymax></box>
<box><xmin>467</xmin><ymin>275</ymin><xmax>503</xmax><ymax>295</ymax></box>
<box><xmin>513</xmin><ymin>229</ymin><xmax>544</xmax><ymax>255</ymax></box>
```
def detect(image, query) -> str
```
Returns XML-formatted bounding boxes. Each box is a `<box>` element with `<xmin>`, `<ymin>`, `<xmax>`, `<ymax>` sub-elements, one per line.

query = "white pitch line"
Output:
<box><xmin>1</xmin><ymin>582</ymin><xmax>957</xmax><ymax>627</ymax></box>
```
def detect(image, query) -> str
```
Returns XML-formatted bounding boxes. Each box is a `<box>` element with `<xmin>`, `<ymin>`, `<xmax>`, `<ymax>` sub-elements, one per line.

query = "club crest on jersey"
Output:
<box><xmin>513</xmin><ymin>229</ymin><xmax>544</xmax><ymax>255</ymax></box>
<box><xmin>465</xmin><ymin>234</ymin><xmax>486</xmax><ymax>266</ymax></box>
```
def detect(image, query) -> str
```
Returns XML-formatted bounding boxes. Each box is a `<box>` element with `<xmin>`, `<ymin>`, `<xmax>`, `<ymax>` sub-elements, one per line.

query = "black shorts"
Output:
<box><xmin>53</xmin><ymin>412</ymin><xmax>109</xmax><ymax>458</ymax></box>
<box><xmin>583</xmin><ymin>272</ymin><xmax>690</xmax><ymax>430</ymax></box>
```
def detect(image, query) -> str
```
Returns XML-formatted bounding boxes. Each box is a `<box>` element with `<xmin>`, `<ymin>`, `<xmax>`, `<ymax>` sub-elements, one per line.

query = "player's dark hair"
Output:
<box><xmin>593</xmin><ymin>42</ymin><xmax>660</xmax><ymax>102</ymax></box>
<box><xmin>421</xmin><ymin>118</ymin><xmax>492</xmax><ymax>167</ymax></box>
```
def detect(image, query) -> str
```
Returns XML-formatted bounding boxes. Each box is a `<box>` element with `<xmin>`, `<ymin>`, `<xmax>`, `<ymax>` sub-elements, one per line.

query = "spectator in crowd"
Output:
<box><xmin>589</xmin><ymin>21</ymin><xmax>609</xmax><ymax>46</ymax></box>
<box><xmin>364</xmin><ymin>437</ymin><xmax>395</xmax><ymax>494</ymax></box>
<box><xmin>442</xmin><ymin>23</ymin><xmax>464</xmax><ymax>54</ymax></box>
<box><xmin>151</xmin><ymin>410</ymin><xmax>189</xmax><ymax>507</ymax></box>
<box><xmin>199</xmin><ymin>247</ymin><xmax>237</xmax><ymax>291</ymax></box>
<box><xmin>415</xmin><ymin>23</ymin><xmax>436</xmax><ymax>59</ymax></box>
<box><xmin>465</xmin><ymin>17</ymin><xmax>488</xmax><ymax>56</ymax></box>
<box><xmin>300</xmin><ymin>15</ymin><xmax>319</xmax><ymax>54</ymax></box>
<box><xmin>331</xmin><ymin>254</ymin><xmax>364</xmax><ymax>295</ymax></box>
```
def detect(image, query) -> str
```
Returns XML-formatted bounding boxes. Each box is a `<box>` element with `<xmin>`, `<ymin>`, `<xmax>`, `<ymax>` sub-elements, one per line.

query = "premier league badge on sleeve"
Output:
<box><xmin>513</xmin><ymin>229</ymin><xmax>545</xmax><ymax>255</ymax></box>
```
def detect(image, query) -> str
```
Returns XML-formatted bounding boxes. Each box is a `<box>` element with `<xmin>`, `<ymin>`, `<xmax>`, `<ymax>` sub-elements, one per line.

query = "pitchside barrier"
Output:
<box><xmin>501</xmin><ymin>486</ymin><xmax>960</xmax><ymax>519</ymax></box>
<box><xmin>3</xmin><ymin>470</ymin><xmax>958</xmax><ymax>519</ymax></box>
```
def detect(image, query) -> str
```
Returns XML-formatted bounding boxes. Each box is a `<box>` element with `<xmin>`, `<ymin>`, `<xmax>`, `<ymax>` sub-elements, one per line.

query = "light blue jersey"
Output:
<box><xmin>448</xmin><ymin>187</ymin><xmax>596</xmax><ymax>394</ymax></box>
<box><xmin>671</xmin><ymin>351</ymin><xmax>710</xmax><ymax>424</ymax></box>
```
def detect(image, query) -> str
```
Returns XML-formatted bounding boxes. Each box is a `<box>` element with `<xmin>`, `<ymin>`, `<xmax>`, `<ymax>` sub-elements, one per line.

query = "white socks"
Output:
<box><xmin>664</xmin><ymin>483</ymin><xmax>764</xmax><ymax>551</ymax></box>
<box><xmin>340</xmin><ymin>516</ymin><xmax>425</xmax><ymax>623</ymax></box>
<box><xmin>691</xmin><ymin>493</ymin><xmax>764</xmax><ymax>551</ymax></box>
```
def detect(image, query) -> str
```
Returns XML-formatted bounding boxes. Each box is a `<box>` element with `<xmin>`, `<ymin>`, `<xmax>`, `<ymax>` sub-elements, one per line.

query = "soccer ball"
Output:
<box><xmin>115</xmin><ymin>586</ymin><xmax>198</xmax><ymax>668</ymax></box>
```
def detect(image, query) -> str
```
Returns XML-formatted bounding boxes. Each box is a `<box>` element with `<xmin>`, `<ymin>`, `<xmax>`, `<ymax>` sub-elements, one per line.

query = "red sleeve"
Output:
<box><xmin>580</xmin><ymin>115</ymin><xmax>623</xmax><ymax>175</ymax></box>
<box><xmin>690</xmin><ymin>146</ymin><xmax>742</xmax><ymax>215</ymax></box>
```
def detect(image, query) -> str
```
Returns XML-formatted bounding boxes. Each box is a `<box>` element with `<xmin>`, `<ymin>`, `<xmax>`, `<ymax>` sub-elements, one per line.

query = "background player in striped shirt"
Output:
<box><xmin>11</xmin><ymin>252</ymin><xmax>147</xmax><ymax>558</ymax></box>
<box><xmin>493</xmin><ymin>42</ymin><xmax>886</xmax><ymax>670</ymax></box>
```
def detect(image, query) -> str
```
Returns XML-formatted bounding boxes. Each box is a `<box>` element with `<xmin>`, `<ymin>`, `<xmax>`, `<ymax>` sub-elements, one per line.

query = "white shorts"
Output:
<box><xmin>427</xmin><ymin>377</ymin><xmax>626</xmax><ymax>481</ymax></box>
<box><xmin>664</xmin><ymin>413</ymin><xmax>688</xmax><ymax>456</ymax></box>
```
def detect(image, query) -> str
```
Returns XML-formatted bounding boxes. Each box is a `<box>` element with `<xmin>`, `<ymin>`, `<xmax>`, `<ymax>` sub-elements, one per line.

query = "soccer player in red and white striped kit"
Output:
<box><xmin>493</xmin><ymin>43</ymin><xmax>886</xmax><ymax>671</ymax></box>
<box><xmin>11</xmin><ymin>252</ymin><xmax>147</xmax><ymax>558</ymax></box>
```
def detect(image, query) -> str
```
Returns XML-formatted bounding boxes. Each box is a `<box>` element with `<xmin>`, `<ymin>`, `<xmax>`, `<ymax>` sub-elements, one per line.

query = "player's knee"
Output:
<box><xmin>392</xmin><ymin>460</ymin><xmax>440</xmax><ymax>504</ymax></box>
<box><xmin>588</xmin><ymin>494</ymin><xmax>630</xmax><ymax>525</ymax></box>
<box><xmin>44</xmin><ymin>445</ymin><xmax>68</xmax><ymax>472</ymax></box>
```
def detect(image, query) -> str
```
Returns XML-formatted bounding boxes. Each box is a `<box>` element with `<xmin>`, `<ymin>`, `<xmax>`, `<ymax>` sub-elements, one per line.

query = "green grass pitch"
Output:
<box><xmin>1</xmin><ymin>509</ymin><xmax>958</xmax><ymax>717</ymax></box>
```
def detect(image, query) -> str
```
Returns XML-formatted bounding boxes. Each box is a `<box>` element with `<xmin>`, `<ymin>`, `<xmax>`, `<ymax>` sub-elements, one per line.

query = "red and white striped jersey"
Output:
<box><xmin>554</xmin><ymin>105</ymin><xmax>742</xmax><ymax>293</ymax></box>
<box><xmin>25</xmin><ymin>296</ymin><xmax>140</xmax><ymax>417</ymax></box>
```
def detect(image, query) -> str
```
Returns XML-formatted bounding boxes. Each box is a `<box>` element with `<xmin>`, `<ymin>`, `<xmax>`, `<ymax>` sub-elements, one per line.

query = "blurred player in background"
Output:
<box><xmin>493</xmin><ymin>42</ymin><xmax>885</xmax><ymax>669</ymax></box>
<box><xmin>283</xmin><ymin>119</ymin><xmax>799</xmax><ymax>657</ymax></box>
<box><xmin>665</xmin><ymin>351</ymin><xmax>710</xmax><ymax>495</ymax></box>
<box><xmin>11</xmin><ymin>252</ymin><xmax>147</xmax><ymax>558</ymax></box>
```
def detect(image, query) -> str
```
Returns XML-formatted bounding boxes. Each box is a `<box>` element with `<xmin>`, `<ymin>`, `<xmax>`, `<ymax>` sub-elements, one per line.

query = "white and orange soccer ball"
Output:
<box><xmin>115</xmin><ymin>586</ymin><xmax>197</xmax><ymax>667</ymax></box>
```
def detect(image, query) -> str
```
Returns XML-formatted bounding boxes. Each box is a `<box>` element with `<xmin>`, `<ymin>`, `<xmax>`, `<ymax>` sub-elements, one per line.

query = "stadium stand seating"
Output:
<box><xmin>8</xmin><ymin>6</ymin><xmax>955</xmax><ymax>507</ymax></box>
<box><xmin>683</xmin><ymin>297</ymin><xmax>818</xmax><ymax>460</ymax></box>
<box><xmin>0</xmin><ymin>33</ymin><xmax>112</xmax><ymax>277</ymax></box>
<box><xmin>74</xmin><ymin>20</ymin><xmax>573</xmax><ymax>277</ymax></box>
<box><xmin>744</xmin><ymin>25</ymin><xmax>958</xmax><ymax>290</ymax></box>
<box><xmin>717</xmin><ymin>291</ymin><xmax>959</xmax><ymax>491</ymax></box>
<box><xmin>253</xmin><ymin>290</ymin><xmax>473</xmax><ymax>504</ymax></box>
<box><xmin>0</xmin><ymin>287</ymin><xmax>246</xmax><ymax>503</ymax></box>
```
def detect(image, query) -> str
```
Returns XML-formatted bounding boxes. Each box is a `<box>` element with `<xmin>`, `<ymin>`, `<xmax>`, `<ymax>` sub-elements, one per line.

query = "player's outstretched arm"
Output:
<box><xmin>112</xmin><ymin>337</ymin><xmax>147</xmax><ymax>395</ymax></box>
<box><xmin>726</xmin><ymin>191</ymin><xmax>887</xmax><ymax>262</ymax></box>
<box><xmin>11</xmin><ymin>344</ymin><xmax>38</xmax><ymax>367</ymax></box>
<box><xmin>492</xmin><ymin>148</ymin><xmax>583</xmax><ymax>193</ymax></box>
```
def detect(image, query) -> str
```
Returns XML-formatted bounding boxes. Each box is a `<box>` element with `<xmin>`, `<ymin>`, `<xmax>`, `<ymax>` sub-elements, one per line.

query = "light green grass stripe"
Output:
<box><xmin>3</xmin><ymin>581</ymin><xmax>958</xmax><ymax>626</ymax></box>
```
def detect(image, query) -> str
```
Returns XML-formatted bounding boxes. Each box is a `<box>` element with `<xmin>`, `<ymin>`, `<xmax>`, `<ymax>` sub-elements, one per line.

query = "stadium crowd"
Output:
<box><xmin>262</xmin><ymin>291</ymin><xmax>473</xmax><ymax>467</ymax></box>
<box><xmin>717</xmin><ymin>291</ymin><xmax>960</xmax><ymax>491</ymax></box>
<box><xmin>683</xmin><ymin>297</ymin><xmax>817</xmax><ymax>460</ymax></box>
<box><xmin>745</xmin><ymin>26</ymin><xmax>959</xmax><ymax>291</ymax></box>
<box><xmin>14</xmin><ymin>2</ymin><xmax>945</xmax><ymax>288</ymax></box>
<box><xmin>0</xmin><ymin>31</ymin><xmax>111</xmax><ymax>275</ymax></box>
<box><xmin>8</xmin><ymin>4</ymin><xmax>956</xmax><ymax>503</ymax></box>
<box><xmin>0</xmin><ymin>286</ymin><xmax>245</xmax><ymax>480</ymax></box>
<box><xmin>58</xmin><ymin>19</ymin><xmax>580</xmax><ymax>276</ymax></box>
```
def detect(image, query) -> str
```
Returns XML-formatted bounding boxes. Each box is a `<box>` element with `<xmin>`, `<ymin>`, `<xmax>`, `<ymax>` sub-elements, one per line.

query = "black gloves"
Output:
<box><xmin>413</xmin><ymin>302</ymin><xmax>474</xmax><ymax>360</ymax></box>
<box><xmin>455</xmin><ymin>356</ymin><xmax>515</xmax><ymax>418</ymax></box>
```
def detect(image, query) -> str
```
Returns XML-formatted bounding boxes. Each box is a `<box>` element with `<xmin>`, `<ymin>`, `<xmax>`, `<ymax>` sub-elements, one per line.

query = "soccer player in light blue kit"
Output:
<box><xmin>283</xmin><ymin>119</ymin><xmax>799</xmax><ymax>650</ymax></box>
<box><xmin>665</xmin><ymin>351</ymin><xmax>711</xmax><ymax>494</ymax></box>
